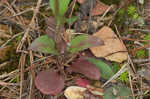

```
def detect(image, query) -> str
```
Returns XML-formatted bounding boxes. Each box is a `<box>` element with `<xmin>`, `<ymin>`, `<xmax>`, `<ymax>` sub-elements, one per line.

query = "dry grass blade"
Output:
<box><xmin>19</xmin><ymin>53</ymin><xmax>26</xmax><ymax>99</ymax></box>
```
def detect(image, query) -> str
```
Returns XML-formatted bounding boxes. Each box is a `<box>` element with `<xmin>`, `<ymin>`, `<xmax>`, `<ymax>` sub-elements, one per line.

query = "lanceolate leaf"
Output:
<box><xmin>58</xmin><ymin>0</ymin><xmax>70</xmax><ymax>16</ymax></box>
<box><xmin>68</xmin><ymin>57</ymin><xmax>100</xmax><ymax>80</ymax></box>
<box><xmin>29</xmin><ymin>35</ymin><xmax>58</xmax><ymax>54</ymax></box>
<box><xmin>67</xmin><ymin>34</ymin><xmax>104</xmax><ymax>54</ymax></box>
<box><xmin>35</xmin><ymin>70</ymin><xmax>65</xmax><ymax>95</ymax></box>
<box><xmin>50</xmin><ymin>0</ymin><xmax>71</xmax><ymax>25</ymax></box>
<box><xmin>88</xmin><ymin>58</ymin><xmax>114</xmax><ymax>80</ymax></box>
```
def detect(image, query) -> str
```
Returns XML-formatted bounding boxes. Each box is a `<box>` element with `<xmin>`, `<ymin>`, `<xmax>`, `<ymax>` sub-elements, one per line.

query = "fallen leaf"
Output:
<box><xmin>35</xmin><ymin>70</ymin><xmax>65</xmax><ymax>95</ymax></box>
<box><xmin>91</xmin><ymin>1</ymin><xmax>109</xmax><ymax>16</ymax></box>
<box><xmin>64</xmin><ymin>86</ymin><xmax>103</xmax><ymax>99</ymax></box>
<box><xmin>90</xmin><ymin>26</ymin><xmax>128</xmax><ymax>63</ymax></box>
<box><xmin>68</xmin><ymin>57</ymin><xmax>100</xmax><ymax>80</ymax></box>
<box><xmin>77</xmin><ymin>0</ymin><xmax>109</xmax><ymax>16</ymax></box>
<box><xmin>64</xmin><ymin>86</ymin><xmax>86</xmax><ymax>99</ymax></box>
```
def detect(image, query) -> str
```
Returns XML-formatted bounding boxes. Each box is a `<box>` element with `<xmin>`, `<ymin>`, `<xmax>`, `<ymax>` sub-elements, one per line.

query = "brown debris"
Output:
<box><xmin>90</xmin><ymin>26</ymin><xmax>128</xmax><ymax>63</ymax></box>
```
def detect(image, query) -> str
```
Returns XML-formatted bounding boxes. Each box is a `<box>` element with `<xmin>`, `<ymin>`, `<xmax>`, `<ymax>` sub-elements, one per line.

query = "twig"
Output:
<box><xmin>100</xmin><ymin>4</ymin><xmax>114</xmax><ymax>20</ymax></box>
<box><xmin>130</xmin><ymin>28</ymin><xmax>150</xmax><ymax>33</ymax></box>
<box><xmin>133</xmin><ymin>59</ymin><xmax>150</xmax><ymax>63</ymax></box>
<box><xmin>0</xmin><ymin>80</ymin><xmax>19</xmax><ymax>86</ymax></box>
<box><xmin>0</xmin><ymin>32</ymin><xmax>24</xmax><ymax>48</ymax></box>
<box><xmin>0</xmin><ymin>69</ymin><xmax>19</xmax><ymax>80</ymax></box>
<box><xmin>121</xmin><ymin>37</ymin><xmax>150</xmax><ymax>42</ymax></box>
<box><xmin>114</xmin><ymin>24</ymin><xmax>136</xmax><ymax>98</ymax></box>
<box><xmin>0</xmin><ymin>61</ymin><xmax>10</xmax><ymax>69</ymax></box>
<box><xmin>17</xmin><ymin>0</ymin><xmax>42</xmax><ymax>52</ymax></box>
<box><xmin>114</xmin><ymin>24</ymin><xmax>136</xmax><ymax>73</ymax></box>
<box><xmin>129</xmin><ymin>70</ymin><xmax>136</xmax><ymax>99</ymax></box>
<box><xmin>19</xmin><ymin>53</ymin><xmax>26</xmax><ymax>99</ymax></box>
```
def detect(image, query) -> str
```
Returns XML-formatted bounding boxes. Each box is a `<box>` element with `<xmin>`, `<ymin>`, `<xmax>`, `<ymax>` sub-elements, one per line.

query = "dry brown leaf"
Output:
<box><xmin>77</xmin><ymin>0</ymin><xmax>109</xmax><ymax>16</ymax></box>
<box><xmin>90</xmin><ymin>26</ymin><xmax>128</xmax><ymax>63</ymax></box>
<box><xmin>64</xmin><ymin>86</ymin><xmax>103</xmax><ymax>99</ymax></box>
<box><xmin>91</xmin><ymin>1</ymin><xmax>109</xmax><ymax>16</ymax></box>
<box><xmin>64</xmin><ymin>86</ymin><xmax>86</xmax><ymax>99</ymax></box>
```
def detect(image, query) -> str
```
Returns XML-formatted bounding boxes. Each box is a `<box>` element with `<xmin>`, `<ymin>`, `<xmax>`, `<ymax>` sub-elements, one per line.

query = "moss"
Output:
<box><xmin>118</xmin><ymin>72</ymin><xmax>129</xmax><ymax>83</ymax></box>
<box><xmin>136</xmin><ymin>50</ymin><xmax>147</xmax><ymax>58</ymax></box>
<box><xmin>127</xmin><ymin>5</ymin><xmax>139</xmax><ymax>20</ymax></box>
<box><xmin>144</xmin><ymin>34</ymin><xmax>150</xmax><ymax>44</ymax></box>
<box><xmin>112</xmin><ymin>62</ymin><xmax>129</xmax><ymax>83</ymax></box>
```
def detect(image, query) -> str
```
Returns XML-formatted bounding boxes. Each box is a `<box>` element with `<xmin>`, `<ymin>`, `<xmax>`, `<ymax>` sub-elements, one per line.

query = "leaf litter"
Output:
<box><xmin>90</xmin><ymin>26</ymin><xmax>128</xmax><ymax>63</ymax></box>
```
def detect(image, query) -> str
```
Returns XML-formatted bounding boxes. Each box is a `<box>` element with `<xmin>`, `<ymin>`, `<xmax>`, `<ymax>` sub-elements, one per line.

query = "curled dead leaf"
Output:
<box><xmin>64</xmin><ymin>86</ymin><xmax>104</xmax><ymax>99</ymax></box>
<box><xmin>64</xmin><ymin>86</ymin><xmax>86</xmax><ymax>99</ymax></box>
<box><xmin>90</xmin><ymin>26</ymin><xmax>128</xmax><ymax>63</ymax></box>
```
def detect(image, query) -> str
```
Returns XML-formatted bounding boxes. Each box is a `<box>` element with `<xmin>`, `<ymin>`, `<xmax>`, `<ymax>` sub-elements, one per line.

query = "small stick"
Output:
<box><xmin>17</xmin><ymin>0</ymin><xmax>42</xmax><ymax>52</ymax></box>
<box><xmin>129</xmin><ymin>70</ymin><xmax>136</xmax><ymax>99</ymax></box>
<box><xmin>0</xmin><ymin>32</ymin><xmax>23</xmax><ymax>48</ymax></box>
<box><xmin>19</xmin><ymin>53</ymin><xmax>26</xmax><ymax>99</ymax></box>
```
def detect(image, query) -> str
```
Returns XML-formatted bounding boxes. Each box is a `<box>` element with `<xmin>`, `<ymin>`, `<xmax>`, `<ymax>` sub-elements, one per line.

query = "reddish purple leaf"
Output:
<box><xmin>45</xmin><ymin>17</ymin><xmax>65</xmax><ymax>41</ymax></box>
<box><xmin>35</xmin><ymin>70</ymin><xmax>65</xmax><ymax>95</ymax></box>
<box><xmin>68</xmin><ymin>57</ymin><xmax>100</xmax><ymax>80</ymax></box>
<box><xmin>45</xmin><ymin>17</ymin><xmax>57</xmax><ymax>39</ymax></box>
<box><xmin>45</xmin><ymin>17</ymin><xmax>66</xmax><ymax>53</ymax></box>
<box><xmin>76</xmin><ymin>78</ymin><xmax>90</xmax><ymax>88</ymax></box>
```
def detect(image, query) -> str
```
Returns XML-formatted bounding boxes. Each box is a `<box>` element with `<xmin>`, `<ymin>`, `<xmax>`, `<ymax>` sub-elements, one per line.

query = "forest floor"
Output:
<box><xmin>0</xmin><ymin>0</ymin><xmax>150</xmax><ymax>99</ymax></box>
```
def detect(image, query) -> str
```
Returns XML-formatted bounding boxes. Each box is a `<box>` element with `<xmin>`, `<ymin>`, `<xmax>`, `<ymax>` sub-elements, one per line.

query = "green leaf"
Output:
<box><xmin>88</xmin><ymin>58</ymin><xmax>114</xmax><ymax>80</ymax></box>
<box><xmin>119</xmin><ymin>72</ymin><xmax>129</xmax><ymax>82</ymax></box>
<box><xmin>104</xmin><ymin>85</ymin><xmax>132</xmax><ymax>99</ymax></box>
<box><xmin>29</xmin><ymin>35</ymin><xmax>58</xmax><ymax>54</ymax></box>
<box><xmin>58</xmin><ymin>0</ymin><xmax>70</xmax><ymax>16</ymax></box>
<box><xmin>50</xmin><ymin>0</ymin><xmax>71</xmax><ymax>25</ymax></box>
<box><xmin>50</xmin><ymin>0</ymin><xmax>56</xmax><ymax>16</ymax></box>
<box><xmin>67</xmin><ymin>34</ymin><xmax>104</xmax><ymax>54</ymax></box>
<box><xmin>65</xmin><ymin>16</ymin><xmax>78</xmax><ymax>25</ymax></box>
